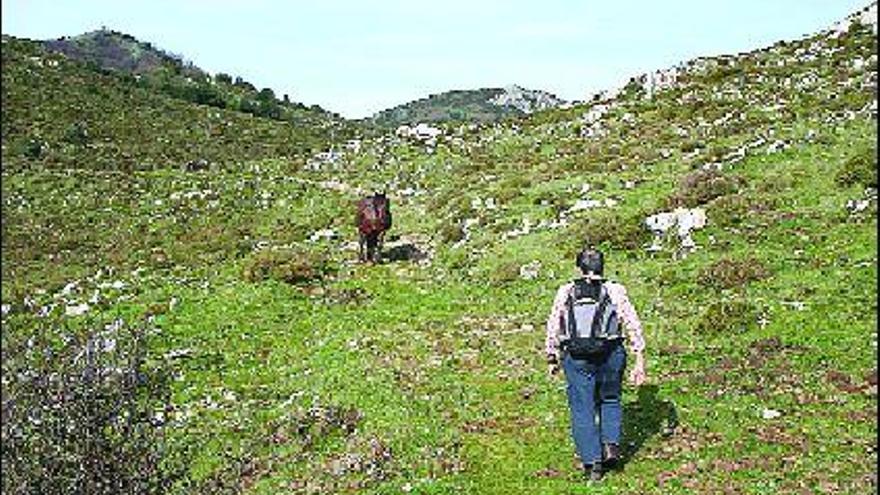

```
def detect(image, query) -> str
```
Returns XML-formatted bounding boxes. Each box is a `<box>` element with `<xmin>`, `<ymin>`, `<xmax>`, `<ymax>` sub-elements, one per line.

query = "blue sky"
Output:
<box><xmin>1</xmin><ymin>1</ymin><xmax>870</xmax><ymax>118</ymax></box>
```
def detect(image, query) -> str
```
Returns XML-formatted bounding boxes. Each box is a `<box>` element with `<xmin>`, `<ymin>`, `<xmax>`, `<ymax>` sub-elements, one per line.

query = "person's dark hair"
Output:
<box><xmin>576</xmin><ymin>247</ymin><xmax>604</xmax><ymax>276</ymax></box>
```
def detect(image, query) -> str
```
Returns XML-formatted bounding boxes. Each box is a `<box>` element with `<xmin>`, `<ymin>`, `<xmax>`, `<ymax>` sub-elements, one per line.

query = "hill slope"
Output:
<box><xmin>1</xmin><ymin>35</ymin><xmax>355</xmax><ymax>172</ymax></box>
<box><xmin>42</xmin><ymin>28</ymin><xmax>348</xmax><ymax>126</ymax></box>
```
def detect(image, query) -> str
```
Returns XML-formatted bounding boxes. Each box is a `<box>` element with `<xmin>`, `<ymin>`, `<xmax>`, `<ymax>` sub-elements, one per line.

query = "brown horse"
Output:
<box><xmin>355</xmin><ymin>192</ymin><xmax>392</xmax><ymax>263</ymax></box>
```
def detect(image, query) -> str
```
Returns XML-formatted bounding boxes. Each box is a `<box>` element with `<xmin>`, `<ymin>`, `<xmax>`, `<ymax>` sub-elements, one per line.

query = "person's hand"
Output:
<box><xmin>630</xmin><ymin>353</ymin><xmax>646</xmax><ymax>386</ymax></box>
<box><xmin>547</xmin><ymin>356</ymin><xmax>560</xmax><ymax>378</ymax></box>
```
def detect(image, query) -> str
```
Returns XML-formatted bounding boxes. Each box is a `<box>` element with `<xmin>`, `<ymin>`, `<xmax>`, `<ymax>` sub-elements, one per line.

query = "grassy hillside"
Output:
<box><xmin>1</xmin><ymin>35</ymin><xmax>354</xmax><ymax>173</ymax></box>
<box><xmin>1</xmin><ymin>6</ymin><xmax>877</xmax><ymax>495</ymax></box>
<box><xmin>44</xmin><ymin>29</ymin><xmax>350</xmax><ymax>127</ymax></box>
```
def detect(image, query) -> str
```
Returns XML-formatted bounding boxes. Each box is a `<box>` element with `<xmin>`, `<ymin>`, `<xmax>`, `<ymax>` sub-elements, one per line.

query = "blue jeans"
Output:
<box><xmin>562</xmin><ymin>342</ymin><xmax>627</xmax><ymax>465</ymax></box>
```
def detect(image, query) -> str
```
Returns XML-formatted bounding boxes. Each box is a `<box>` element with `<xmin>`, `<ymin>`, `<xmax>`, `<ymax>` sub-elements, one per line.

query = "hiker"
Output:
<box><xmin>545</xmin><ymin>247</ymin><xmax>646</xmax><ymax>482</ymax></box>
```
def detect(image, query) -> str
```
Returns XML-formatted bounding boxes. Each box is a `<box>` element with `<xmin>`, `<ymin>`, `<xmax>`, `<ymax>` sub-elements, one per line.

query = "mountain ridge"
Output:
<box><xmin>39</xmin><ymin>28</ymin><xmax>349</xmax><ymax>126</ymax></box>
<box><xmin>367</xmin><ymin>85</ymin><xmax>566</xmax><ymax>127</ymax></box>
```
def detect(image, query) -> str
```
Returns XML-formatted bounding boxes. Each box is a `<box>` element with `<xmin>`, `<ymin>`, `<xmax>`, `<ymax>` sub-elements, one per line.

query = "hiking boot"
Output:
<box><xmin>602</xmin><ymin>442</ymin><xmax>621</xmax><ymax>467</ymax></box>
<box><xmin>583</xmin><ymin>462</ymin><xmax>603</xmax><ymax>482</ymax></box>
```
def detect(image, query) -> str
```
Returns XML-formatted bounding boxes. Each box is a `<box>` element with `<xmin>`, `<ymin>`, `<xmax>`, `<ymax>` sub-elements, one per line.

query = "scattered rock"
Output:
<box><xmin>65</xmin><ymin>302</ymin><xmax>90</xmax><ymax>317</ymax></box>
<box><xmin>519</xmin><ymin>261</ymin><xmax>541</xmax><ymax>280</ymax></box>
<box><xmin>761</xmin><ymin>408</ymin><xmax>782</xmax><ymax>420</ymax></box>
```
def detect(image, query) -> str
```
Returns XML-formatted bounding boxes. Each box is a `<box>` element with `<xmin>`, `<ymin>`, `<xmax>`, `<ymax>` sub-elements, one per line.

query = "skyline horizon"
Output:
<box><xmin>2</xmin><ymin>1</ymin><xmax>872</xmax><ymax>119</ymax></box>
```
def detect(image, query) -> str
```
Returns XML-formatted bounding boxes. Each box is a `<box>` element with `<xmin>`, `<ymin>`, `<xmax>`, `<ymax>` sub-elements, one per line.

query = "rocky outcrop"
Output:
<box><xmin>487</xmin><ymin>85</ymin><xmax>565</xmax><ymax>114</ymax></box>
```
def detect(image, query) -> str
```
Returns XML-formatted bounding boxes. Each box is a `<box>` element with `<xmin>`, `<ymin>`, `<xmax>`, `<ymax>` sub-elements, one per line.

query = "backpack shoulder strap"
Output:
<box><xmin>590</xmin><ymin>284</ymin><xmax>612</xmax><ymax>339</ymax></box>
<box><xmin>565</xmin><ymin>282</ymin><xmax>577</xmax><ymax>339</ymax></box>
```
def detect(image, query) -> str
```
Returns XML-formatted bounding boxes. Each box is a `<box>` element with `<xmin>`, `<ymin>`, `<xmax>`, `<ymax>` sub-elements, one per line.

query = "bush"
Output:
<box><xmin>494</xmin><ymin>175</ymin><xmax>533</xmax><ymax>203</ymax></box>
<box><xmin>488</xmin><ymin>261</ymin><xmax>522</xmax><ymax>284</ymax></box>
<box><xmin>64</xmin><ymin>122</ymin><xmax>90</xmax><ymax>146</ymax></box>
<box><xmin>694</xmin><ymin>298</ymin><xmax>760</xmax><ymax>334</ymax></box>
<box><xmin>174</xmin><ymin>223</ymin><xmax>251</xmax><ymax>265</ymax></box>
<box><xmin>438</xmin><ymin>222</ymin><xmax>466</xmax><ymax>244</ymax></box>
<box><xmin>1</xmin><ymin>318</ymin><xmax>188</xmax><ymax>494</ymax></box>
<box><xmin>442</xmin><ymin>248</ymin><xmax>471</xmax><ymax>271</ymax></box>
<box><xmin>698</xmin><ymin>257</ymin><xmax>770</xmax><ymax>290</ymax></box>
<box><xmin>568</xmin><ymin>211</ymin><xmax>651</xmax><ymax>251</ymax></box>
<box><xmin>665</xmin><ymin>169</ymin><xmax>746</xmax><ymax>208</ymax></box>
<box><xmin>20</xmin><ymin>138</ymin><xmax>46</xmax><ymax>159</ymax></box>
<box><xmin>241</xmin><ymin>247</ymin><xmax>334</xmax><ymax>285</ymax></box>
<box><xmin>706</xmin><ymin>193</ymin><xmax>778</xmax><ymax>227</ymax></box>
<box><xmin>836</xmin><ymin>145</ymin><xmax>877</xmax><ymax>188</ymax></box>
<box><xmin>680</xmin><ymin>139</ymin><xmax>705</xmax><ymax>153</ymax></box>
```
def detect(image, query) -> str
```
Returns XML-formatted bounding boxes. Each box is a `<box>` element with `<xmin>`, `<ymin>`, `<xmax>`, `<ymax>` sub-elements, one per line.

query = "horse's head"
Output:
<box><xmin>369</xmin><ymin>191</ymin><xmax>389</xmax><ymax>213</ymax></box>
<box><xmin>357</xmin><ymin>193</ymin><xmax>389</xmax><ymax>233</ymax></box>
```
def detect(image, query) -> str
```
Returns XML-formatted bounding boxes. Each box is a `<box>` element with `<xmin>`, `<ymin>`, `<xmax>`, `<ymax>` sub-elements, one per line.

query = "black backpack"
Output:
<box><xmin>562</xmin><ymin>278</ymin><xmax>622</xmax><ymax>358</ymax></box>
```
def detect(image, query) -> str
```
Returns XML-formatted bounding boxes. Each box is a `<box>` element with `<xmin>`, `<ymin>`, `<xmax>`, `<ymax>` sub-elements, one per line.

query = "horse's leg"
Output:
<box><xmin>373</xmin><ymin>234</ymin><xmax>380</xmax><ymax>263</ymax></box>
<box><xmin>373</xmin><ymin>231</ymin><xmax>383</xmax><ymax>263</ymax></box>
<box><xmin>358</xmin><ymin>233</ymin><xmax>365</xmax><ymax>262</ymax></box>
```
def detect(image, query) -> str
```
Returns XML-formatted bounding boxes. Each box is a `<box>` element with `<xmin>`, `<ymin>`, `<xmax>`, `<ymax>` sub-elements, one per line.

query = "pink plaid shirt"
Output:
<box><xmin>545</xmin><ymin>280</ymin><xmax>645</xmax><ymax>360</ymax></box>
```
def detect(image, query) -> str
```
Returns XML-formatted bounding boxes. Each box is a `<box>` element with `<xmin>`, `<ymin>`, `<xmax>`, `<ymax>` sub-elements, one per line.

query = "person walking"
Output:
<box><xmin>545</xmin><ymin>247</ymin><xmax>646</xmax><ymax>481</ymax></box>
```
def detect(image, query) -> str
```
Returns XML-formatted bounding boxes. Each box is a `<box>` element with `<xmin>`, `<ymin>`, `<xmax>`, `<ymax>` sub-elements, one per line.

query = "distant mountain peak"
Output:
<box><xmin>370</xmin><ymin>86</ymin><xmax>565</xmax><ymax>127</ymax></box>
<box><xmin>44</xmin><ymin>28</ymin><xmax>179</xmax><ymax>74</ymax></box>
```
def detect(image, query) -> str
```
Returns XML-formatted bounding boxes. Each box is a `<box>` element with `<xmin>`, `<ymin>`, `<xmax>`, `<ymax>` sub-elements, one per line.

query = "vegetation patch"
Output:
<box><xmin>694</xmin><ymin>298</ymin><xmax>762</xmax><ymax>334</ymax></box>
<box><xmin>567</xmin><ymin>210</ymin><xmax>652</xmax><ymax>251</ymax></box>
<box><xmin>488</xmin><ymin>261</ymin><xmax>523</xmax><ymax>284</ymax></box>
<box><xmin>438</xmin><ymin>221</ymin><xmax>466</xmax><ymax>244</ymax></box>
<box><xmin>241</xmin><ymin>247</ymin><xmax>334</xmax><ymax>285</ymax></box>
<box><xmin>697</xmin><ymin>257</ymin><xmax>771</xmax><ymax>290</ymax></box>
<box><xmin>665</xmin><ymin>169</ymin><xmax>746</xmax><ymax>208</ymax></box>
<box><xmin>836</xmin><ymin>144</ymin><xmax>878</xmax><ymax>188</ymax></box>
<box><xmin>706</xmin><ymin>192</ymin><xmax>778</xmax><ymax>228</ymax></box>
<box><xmin>1</xmin><ymin>317</ymin><xmax>187</xmax><ymax>494</ymax></box>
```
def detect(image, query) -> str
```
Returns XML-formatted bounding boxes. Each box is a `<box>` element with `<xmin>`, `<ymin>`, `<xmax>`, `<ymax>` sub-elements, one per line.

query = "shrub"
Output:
<box><xmin>442</xmin><ymin>248</ymin><xmax>472</xmax><ymax>272</ymax></box>
<box><xmin>488</xmin><ymin>261</ymin><xmax>522</xmax><ymax>284</ymax></box>
<box><xmin>1</xmin><ymin>318</ymin><xmax>189</xmax><ymax>494</ymax></box>
<box><xmin>694</xmin><ymin>298</ymin><xmax>760</xmax><ymax>334</ymax></box>
<box><xmin>20</xmin><ymin>138</ymin><xmax>46</xmax><ymax>159</ymax></box>
<box><xmin>175</xmin><ymin>223</ymin><xmax>252</xmax><ymax>265</ymax></box>
<box><xmin>495</xmin><ymin>175</ymin><xmax>533</xmax><ymax>202</ymax></box>
<box><xmin>531</xmin><ymin>190</ymin><xmax>568</xmax><ymax>217</ymax></box>
<box><xmin>214</xmin><ymin>72</ymin><xmax>233</xmax><ymax>85</ymax></box>
<box><xmin>568</xmin><ymin>210</ymin><xmax>652</xmax><ymax>252</ymax></box>
<box><xmin>665</xmin><ymin>169</ymin><xmax>746</xmax><ymax>208</ymax></box>
<box><xmin>241</xmin><ymin>247</ymin><xmax>334</xmax><ymax>285</ymax></box>
<box><xmin>836</xmin><ymin>145</ymin><xmax>877</xmax><ymax>188</ymax></box>
<box><xmin>438</xmin><ymin>222</ymin><xmax>466</xmax><ymax>244</ymax></box>
<box><xmin>707</xmin><ymin>193</ymin><xmax>778</xmax><ymax>227</ymax></box>
<box><xmin>64</xmin><ymin>122</ymin><xmax>90</xmax><ymax>145</ymax></box>
<box><xmin>698</xmin><ymin>257</ymin><xmax>770</xmax><ymax>290</ymax></box>
<box><xmin>705</xmin><ymin>144</ymin><xmax>731</xmax><ymax>163</ymax></box>
<box><xmin>680</xmin><ymin>139</ymin><xmax>705</xmax><ymax>153</ymax></box>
